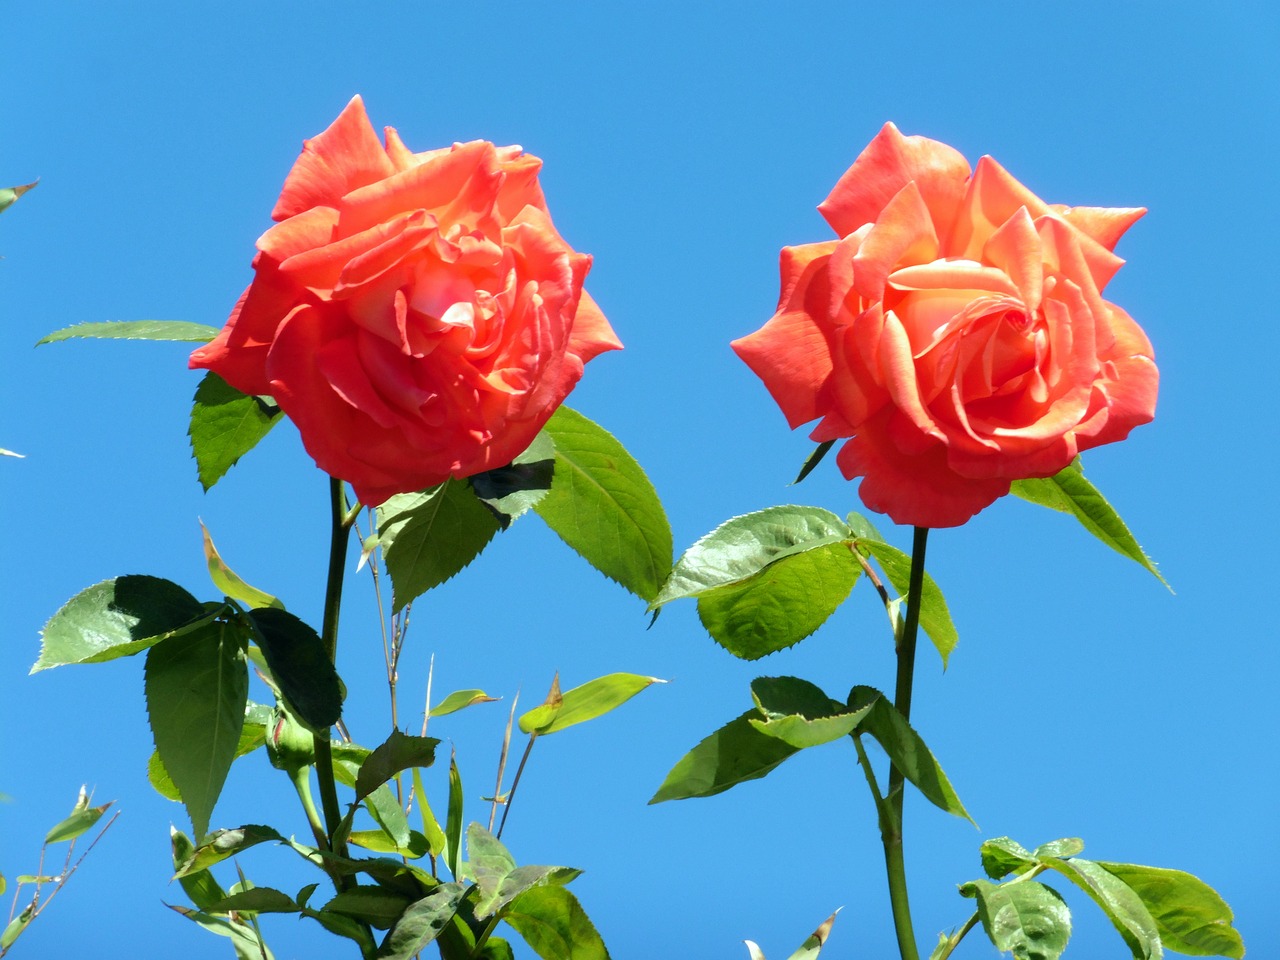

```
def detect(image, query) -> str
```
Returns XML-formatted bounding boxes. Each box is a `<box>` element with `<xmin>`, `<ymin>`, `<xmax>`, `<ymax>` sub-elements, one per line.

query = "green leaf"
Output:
<box><xmin>1039</xmin><ymin>857</ymin><xmax>1162</xmax><ymax>959</ymax></box>
<box><xmin>0</xmin><ymin>179</ymin><xmax>37</xmax><ymax>214</ymax></box>
<box><xmin>855</xmin><ymin>539</ymin><xmax>959</xmax><ymax>667</ymax></box>
<box><xmin>982</xmin><ymin>837</ymin><xmax>1038</xmax><ymax>879</ymax></box>
<box><xmin>654</xmin><ymin>506</ymin><xmax>851</xmax><ymax>608</ymax></box>
<box><xmin>207</xmin><ymin>887</ymin><xmax>300</xmax><ymax>914</ymax></box>
<box><xmin>784</xmin><ymin>909</ymin><xmax>839</xmax><ymax>960</ymax></box>
<box><xmin>792</xmin><ymin>440</ymin><xmax>836</xmax><ymax>485</ymax></box>
<box><xmin>173</xmin><ymin>825</ymin><xmax>286</xmax><ymax>877</ymax></box>
<box><xmin>445</xmin><ymin>752</ymin><xmax>464</xmax><ymax>880</ymax></box>
<box><xmin>430</xmin><ymin>689</ymin><xmax>499</xmax><ymax>718</ymax></box>
<box><xmin>1011</xmin><ymin>458</ymin><xmax>1168</xmax><ymax>588</ymax></box>
<box><xmin>378</xmin><ymin>480</ymin><xmax>501</xmax><ymax>611</ymax></box>
<box><xmin>171</xmin><ymin>827</ymin><xmax>227</xmax><ymax>911</ymax></box>
<box><xmin>748</xmin><ymin>676</ymin><xmax>874</xmax><ymax>749</ymax></box>
<box><xmin>469</xmin><ymin>431</ymin><xmax>556</xmax><ymax>528</ymax></box>
<box><xmin>247</xmin><ymin>607</ymin><xmax>342</xmax><ymax>731</ymax></box>
<box><xmin>167</xmin><ymin>904</ymin><xmax>277</xmax><ymax>960</ymax></box>
<box><xmin>34</xmin><ymin>575</ymin><xmax>212</xmax><ymax>671</ymax></box>
<box><xmin>354</xmin><ymin>730</ymin><xmax>441</xmax><ymax>803</ymax></box>
<box><xmin>850</xmin><ymin>686</ymin><xmax>974</xmax><ymax>824</ymax></box>
<box><xmin>696</xmin><ymin>543</ymin><xmax>859</xmax><ymax>659</ymax></box>
<box><xmin>201</xmin><ymin>521</ymin><xmax>282</xmax><ymax>609</ymax></box>
<box><xmin>650</xmin><ymin>710</ymin><xmax>800</xmax><ymax>803</ymax></box>
<box><xmin>348</xmin><ymin>828</ymin><xmax>429</xmax><ymax>859</ymax></box>
<box><xmin>533</xmin><ymin>406</ymin><xmax>672</xmax><ymax>602</ymax></box>
<box><xmin>504</xmin><ymin>884</ymin><xmax>610</xmax><ymax>960</ymax></box>
<box><xmin>1034</xmin><ymin>838</ymin><xmax>1085</xmax><ymax>861</ymax></box>
<box><xmin>412</xmin><ymin>768</ymin><xmax>447</xmax><ymax>858</ymax></box>
<box><xmin>320</xmin><ymin>885</ymin><xmax>411</xmax><ymax>929</ymax></box>
<box><xmin>960</xmin><ymin>878</ymin><xmax>1072</xmax><ymax>960</ymax></box>
<box><xmin>145</xmin><ymin>623</ymin><xmax>250</xmax><ymax>839</ymax></box>
<box><xmin>1096</xmin><ymin>862</ymin><xmax>1244</xmax><ymax>958</ymax></box>
<box><xmin>0</xmin><ymin>905</ymin><xmax>34</xmax><ymax>951</ymax></box>
<box><xmin>518</xmin><ymin>673</ymin><xmax>664</xmax><ymax>736</ymax></box>
<box><xmin>468</xmin><ymin>824</ymin><xmax>580</xmax><ymax>920</ymax></box>
<box><xmin>188</xmin><ymin>372</ymin><xmax>283</xmax><ymax>491</ymax></box>
<box><xmin>362</xmin><ymin>783</ymin><xmax>413</xmax><ymax>851</ymax></box>
<box><xmin>36</xmin><ymin>320</ymin><xmax>221</xmax><ymax>345</ymax></box>
<box><xmin>380</xmin><ymin>882</ymin><xmax>467</xmax><ymax>960</ymax></box>
<box><xmin>150</xmin><ymin>702</ymin><xmax>270</xmax><ymax>801</ymax></box>
<box><xmin>44</xmin><ymin>786</ymin><xmax>111</xmax><ymax>843</ymax></box>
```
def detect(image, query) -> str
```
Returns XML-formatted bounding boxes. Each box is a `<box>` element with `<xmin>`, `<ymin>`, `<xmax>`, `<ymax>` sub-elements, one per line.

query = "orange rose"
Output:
<box><xmin>733</xmin><ymin>124</ymin><xmax>1157</xmax><ymax>527</ymax></box>
<box><xmin>191</xmin><ymin>97</ymin><xmax>620</xmax><ymax>506</ymax></box>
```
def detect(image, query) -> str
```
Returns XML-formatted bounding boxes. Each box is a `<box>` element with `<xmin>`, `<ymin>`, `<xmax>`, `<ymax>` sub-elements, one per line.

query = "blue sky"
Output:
<box><xmin>2</xmin><ymin>2</ymin><xmax>1276</xmax><ymax>958</ymax></box>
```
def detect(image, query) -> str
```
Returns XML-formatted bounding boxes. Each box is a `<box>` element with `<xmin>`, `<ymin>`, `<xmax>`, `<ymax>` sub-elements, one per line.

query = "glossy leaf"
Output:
<box><xmin>654</xmin><ymin>506</ymin><xmax>851</xmax><ymax>608</ymax></box>
<box><xmin>850</xmin><ymin>686</ymin><xmax>974</xmax><ymax>824</ymax></box>
<box><xmin>378</xmin><ymin>480</ymin><xmax>500</xmax><ymax>611</ymax></box>
<box><xmin>36</xmin><ymin>320</ymin><xmax>220</xmax><ymax>344</ymax></box>
<box><xmin>468</xmin><ymin>824</ymin><xmax>580</xmax><ymax>920</ymax></box>
<box><xmin>469</xmin><ymin>431</ymin><xmax>555</xmax><ymax>528</ymax></box>
<box><xmin>247</xmin><ymin>607</ymin><xmax>342</xmax><ymax>730</ymax></box>
<box><xmin>1040</xmin><ymin>857</ymin><xmax>1162</xmax><ymax>959</ymax></box>
<box><xmin>982</xmin><ymin>837</ymin><xmax>1038</xmax><ymax>879</ymax></box>
<box><xmin>960</xmin><ymin>878</ymin><xmax>1072</xmax><ymax>960</ymax></box>
<box><xmin>748</xmin><ymin>676</ymin><xmax>874</xmax><ymax>749</ymax></box>
<box><xmin>519</xmin><ymin>673</ymin><xmax>664</xmax><ymax>736</ymax></box>
<box><xmin>1096</xmin><ymin>861</ymin><xmax>1244</xmax><ymax>958</ymax></box>
<box><xmin>504</xmin><ymin>884</ymin><xmax>610</xmax><ymax>960</ymax></box>
<box><xmin>171</xmin><ymin>827</ymin><xmax>227</xmax><ymax>911</ymax></box>
<box><xmin>696</xmin><ymin>543</ymin><xmax>858</xmax><ymax>659</ymax></box>
<box><xmin>1011</xmin><ymin>459</ymin><xmax>1168</xmax><ymax>588</ymax></box>
<box><xmin>201</xmin><ymin>521</ymin><xmax>282</xmax><ymax>609</ymax></box>
<box><xmin>189</xmin><ymin>372</ymin><xmax>282</xmax><ymax>491</ymax></box>
<box><xmin>430</xmin><ymin>689</ymin><xmax>499</xmax><ymax>717</ymax></box>
<box><xmin>1035</xmin><ymin>838</ymin><xmax>1085</xmax><ymax>860</ymax></box>
<box><xmin>380</xmin><ymin>882</ymin><xmax>467</xmax><ymax>960</ymax></box>
<box><xmin>855</xmin><ymin>539</ymin><xmax>959</xmax><ymax>667</ymax></box>
<box><xmin>355</xmin><ymin>730</ymin><xmax>440</xmax><ymax>803</ymax></box>
<box><xmin>173</xmin><ymin>825</ymin><xmax>286</xmax><ymax>877</ymax></box>
<box><xmin>650</xmin><ymin>710</ymin><xmax>799</xmax><ymax>803</ymax></box>
<box><xmin>533</xmin><ymin>406</ymin><xmax>672</xmax><ymax>602</ymax></box>
<box><xmin>34</xmin><ymin>575</ymin><xmax>212</xmax><ymax>671</ymax></box>
<box><xmin>145</xmin><ymin>621</ymin><xmax>249</xmax><ymax>840</ymax></box>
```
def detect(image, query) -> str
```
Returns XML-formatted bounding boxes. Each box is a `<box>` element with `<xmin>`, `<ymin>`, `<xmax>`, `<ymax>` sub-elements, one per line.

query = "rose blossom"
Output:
<box><xmin>191</xmin><ymin>97</ymin><xmax>621</xmax><ymax>506</ymax></box>
<box><xmin>733</xmin><ymin>124</ymin><xmax>1157</xmax><ymax>528</ymax></box>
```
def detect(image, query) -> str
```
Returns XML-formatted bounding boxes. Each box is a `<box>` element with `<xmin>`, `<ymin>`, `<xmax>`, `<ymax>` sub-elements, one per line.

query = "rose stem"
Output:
<box><xmin>313</xmin><ymin>476</ymin><xmax>358</xmax><ymax>887</ymax></box>
<box><xmin>882</xmin><ymin>525</ymin><xmax>929</xmax><ymax>960</ymax></box>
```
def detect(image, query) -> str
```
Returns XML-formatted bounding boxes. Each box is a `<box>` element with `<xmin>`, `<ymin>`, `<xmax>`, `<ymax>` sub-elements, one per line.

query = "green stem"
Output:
<box><xmin>288</xmin><ymin>765</ymin><xmax>327</xmax><ymax>852</ymax></box>
<box><xmin>313</xmin><ymin>477</ymin><xmax>357</xmax><ymax>885</ymax></box>
<box><xmin>883</xmin><ymin>525</ymin><xmax>930</xmax><ymax>960</ymax></box>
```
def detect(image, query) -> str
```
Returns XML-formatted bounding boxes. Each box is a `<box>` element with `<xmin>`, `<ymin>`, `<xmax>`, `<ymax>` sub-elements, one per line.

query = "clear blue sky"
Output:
<box><xmin>3</xmin><ymin>2</ymin><xmax>1276</xmax><ymax>958</ymax></box>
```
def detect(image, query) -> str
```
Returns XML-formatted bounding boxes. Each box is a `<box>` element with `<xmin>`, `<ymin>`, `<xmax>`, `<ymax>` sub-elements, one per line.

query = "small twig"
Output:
<box><xmin>496</xmin><ymin>734</ymin><xmax>537</xmax><ymax>841</ymax></box>
<box><xmin>488</xmin><ymin>692</ymin><xmax>520</xmax><ymax>832</ymax></box>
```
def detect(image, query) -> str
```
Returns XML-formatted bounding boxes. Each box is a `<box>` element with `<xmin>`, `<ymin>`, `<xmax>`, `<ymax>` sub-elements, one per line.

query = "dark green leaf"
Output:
<box><xmin>518</xmin><ymin>673</ymin><xmax>664</xmax><ymax>736</ymax></box>
<box><xmin>850</xmin><ymin>686</ymin><xmax>974</xmax><ymax>824</ymax></box>
<box><xmin>378</xmin><ymin>480</ymin><xmax>501</xmax><ymax>611</ymax></box>
<box><xmin>36</xmin><ymin>320</ymin><xmax>221</xmax><ymax>345</ymax></box>
<box><xmin>247</xmin><ymin>607</ymin><xmax>342</xmax><ymax>730</ymax></box>
<box><xmin>468</xmin><ymin>824</ymin><xmax>580</xmax><ymax>920</ymax></box>
<box><xmin>792</xmin><ymin>440</ymin><xmax>836</xmax><ymax>485</ymax></box>
<box><xmin>145</xmin><ymin>622</ymin><xmax>249</xmax><ymax>839</ymax></box>
<box><xmin>34</xmin><ymin>575</ymin><xmax>212</xmax><ymax>671</ymax></box>
<box><xmin>533</xmin><ymin>406</ymin><xmax>672</xmax><ymax>602</ymax></box>
<box><xmin>189</xmin><ymin>372</ymin><xmax>282</xmax><ymax>491</ymax></box>
<box><xmin>654</xmin><ymin>506</ymin><xmax>851</xmax><ymax>608</ymax></box>
<box><xmin>856</xmin><ymin>540</ymin><xmax>958</xmax><ymax>667</ymax></box>
<box><xmin>354</xmin><ymin>730</ymin><xmax>440</xmax><ymax>803</ymax></box>
<box><xmin>1040</xmin><ymin>857</ymin><xmax>1161</xmax><ymax>959</ymax></box>
<box><xmin>362</xmin><ymin>783</ymin><xmax>412</xmax><ymax>851</ymax></box>
<box><xmin>380</xmin><ymin>882</ymin><xmax>467</xmax><ymax>960</ymax></box>
<box><xmin>982</xmin><ymin>837</ymin><xmax>1037</xmax><ymax>879</ymax></box>
<box><xmin>173</xmin><ymin>825</ymin><xmax>285</xmax><ymax>878</ymax></box>
<box><xmin>960</xmin><ymin>878</ymin><xmax>1072</xmax><ymax>960</ymax></box>
<box><xmin>1096</xmin><ymin>861</ymin><xmax>1244</xmax><ymax>959</ymax></box>
<box><xmin>1011</xmin><ymin>458</ymin><xmax>1168</xmax><ymax>588</ymax></box>
<box><xmin>320</xmin><ymin>885</ymin><xmax>411</xmax><ymax>929</ymax></box>
<box><xmin>207</xmin><ymin>887</ymin><xmax>300</xmax><ymax>914</ymax></box>
<box><xmin>445</xmin><ymin>752</ymin><xmax>464</xmax><ymax>880</ymax></box>
<box><xmin>430</xmin><ymin>689</ymin><xmax>499</xmax><ymax>718</ymax></box>
<box><xmin>748</xmin><ymin>676</ymin><xmax>875</xmax><ymax>749</ymax></box>
<box><xmin>696</xmin><ymin>543</ymin><xmax>858</xmax><ymax>659</ymax></box>
<box><xmin>505</xmin><ymin>884</ymin><xmax>610</xmax><ymax>960</ymax></box>
<box><xmin>171</xmin><ymin>827</ymin><xmax>227</xmax><ymax>911</ymax></box>
<box><xmin>650</xmin><ymin>710</ymin><xmax>799</xmax><ymax>803</ymax></box>
<box><xmin>469</xmin><ymin>431</ymin><xmax>556</xmax><ymax>528</ymax></box>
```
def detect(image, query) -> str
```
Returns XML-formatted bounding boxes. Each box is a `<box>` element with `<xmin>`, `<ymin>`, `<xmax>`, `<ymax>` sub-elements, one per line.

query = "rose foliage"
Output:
<box><xmin>191</xmin><ymin>96</ymin><xmax>620</xmax><ymax>506</ymax></box>
<box><xmin>733</xmin><ymin>123</ymin><xmax>1158</xmax><ymax>527</ymax></box>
